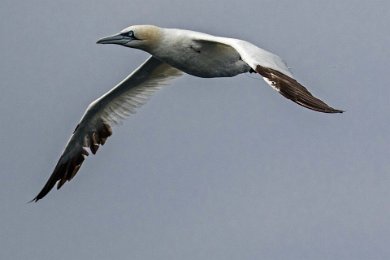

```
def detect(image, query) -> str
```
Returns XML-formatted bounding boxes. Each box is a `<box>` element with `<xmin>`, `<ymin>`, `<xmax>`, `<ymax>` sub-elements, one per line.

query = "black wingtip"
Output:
<box><xmin>31</xmin><ymin>121</ymin><xmax>113</xmax><ymax>202</ymax></box>
<box><xmin>29</xmin><ymin>188</ymin><xmax>49</xmax><ymax>203</ymax></box>
<box><xmin>255</xmin><ymin>65</ymin><xmax>344</xmax><ymax>115</ymax></box>
<box><xmin>322</xmin><ymin>105</ymin><xmax>344</xmax><ymax>114</ymax></box>
<box><xmin>321</xmin><ymin>108</ymin><xmax>344</xmax><ymax>114</ymax></box>
<box><xmin>305</xmin><ymin>106</ymin><xmax>344</xmax><ymax>114</ymax></box>
<box><xmin>28</xmin><ymin>196</ymin><xmax>40</xmax><ymax>203</ymax></box>
<box><xmin>28</xmin><ymin>198</ymin><xmax>36</xmax><ymax>204</ymax></box>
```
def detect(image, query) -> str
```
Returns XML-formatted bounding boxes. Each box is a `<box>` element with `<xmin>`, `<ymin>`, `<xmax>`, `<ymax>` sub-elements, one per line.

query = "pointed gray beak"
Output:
<box><xmin>96</xmin><ymin>34</ymin><xmax>130</xmax><ymax>45</ymax></box>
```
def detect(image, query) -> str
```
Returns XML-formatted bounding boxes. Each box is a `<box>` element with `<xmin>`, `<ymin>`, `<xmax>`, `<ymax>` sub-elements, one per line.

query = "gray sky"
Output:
<box><xmin>1</xmin><ymin>0</ymin><xmax>389</xmax><ymax>259</ymax></box>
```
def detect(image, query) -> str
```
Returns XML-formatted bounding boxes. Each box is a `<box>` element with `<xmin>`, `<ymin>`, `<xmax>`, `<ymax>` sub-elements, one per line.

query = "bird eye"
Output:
<box><xmin>120</xmin><ymin>31</ymin><xmax>135</xmax><ymax>38</ymax></box>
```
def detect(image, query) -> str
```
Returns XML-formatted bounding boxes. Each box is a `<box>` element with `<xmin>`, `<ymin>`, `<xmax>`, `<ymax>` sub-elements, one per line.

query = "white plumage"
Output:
<box><xmin>32</xmin><ymin>25</ymin><xmax>342</xmax><ymax>201</ymax></box>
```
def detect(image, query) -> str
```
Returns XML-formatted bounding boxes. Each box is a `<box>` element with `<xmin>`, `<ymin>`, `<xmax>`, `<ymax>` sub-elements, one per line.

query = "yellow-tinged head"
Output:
<box><xmin>96</xmin><ymin>25</ymin><xmax>162</xmax><ymax>52</ymax></box>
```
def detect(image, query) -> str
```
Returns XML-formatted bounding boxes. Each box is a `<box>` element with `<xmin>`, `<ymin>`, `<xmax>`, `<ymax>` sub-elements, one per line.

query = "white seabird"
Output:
<box><xmin>32</xmin><ymin>25</ymin><xmax>342</xmax><ymax>201</ymax></box>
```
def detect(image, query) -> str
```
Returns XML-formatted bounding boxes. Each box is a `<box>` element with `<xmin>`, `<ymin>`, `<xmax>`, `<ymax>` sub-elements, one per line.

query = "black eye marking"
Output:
<box><xmin>120</xmin><ymin>30</ymin><xmax>139</xmax><ymax>40</ymax></box>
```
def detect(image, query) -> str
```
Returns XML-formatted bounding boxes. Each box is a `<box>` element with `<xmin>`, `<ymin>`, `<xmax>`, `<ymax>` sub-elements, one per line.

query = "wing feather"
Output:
<box><xmin>256</xmin><ymin>65</ymin><xmax>343</xmax><ymax>113</ymax></box>
<box><xmin>31</xmin><ymin>57</ymin><xmax>182</xmax><ymax>201</ymax></box>
<box><xmin>213</xmin><ymin>38</ymin><xmax>343</xmax><ymax>113</ymax></box>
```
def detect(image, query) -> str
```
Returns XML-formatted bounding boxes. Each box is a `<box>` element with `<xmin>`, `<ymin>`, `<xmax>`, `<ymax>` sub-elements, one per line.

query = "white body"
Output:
<box><xmin>32</xmin><ymin>25</ymin><xmax>342</xmax><ymax>201</ymax></box>
<box><xmin>147</xmin><ymin>28</ymin><xmax>292</xmax><ymax>78</ymax></box>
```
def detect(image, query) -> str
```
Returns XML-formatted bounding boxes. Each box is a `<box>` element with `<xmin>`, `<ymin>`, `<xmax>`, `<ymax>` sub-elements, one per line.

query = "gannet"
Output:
<box><xmin>32</xmin><ymin>25</ymin><xmax>343</xmax><ymax>201</ymax></box>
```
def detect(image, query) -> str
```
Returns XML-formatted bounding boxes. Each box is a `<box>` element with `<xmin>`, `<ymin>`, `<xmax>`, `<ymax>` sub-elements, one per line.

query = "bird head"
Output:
<box><xmin>96</xmin><ymin>25</ymin><xmax>161</xmax><ymax>51</ymax></box>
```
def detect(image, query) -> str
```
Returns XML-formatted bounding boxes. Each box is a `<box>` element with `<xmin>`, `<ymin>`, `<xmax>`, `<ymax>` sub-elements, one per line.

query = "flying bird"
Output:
<box><xmin>32</xmin><ymin>25</ymin><xmax>342</xmax><ymax>201</ymax></box>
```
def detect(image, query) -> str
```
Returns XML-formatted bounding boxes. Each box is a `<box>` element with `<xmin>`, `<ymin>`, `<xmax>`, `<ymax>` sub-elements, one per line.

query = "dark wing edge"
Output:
<box><xmin>256</xmin><ymin>65</ymin><xmax>343</xmax><ymax>113</ymax></box>
<box><xmin>30</xmin><ymin>120</ymin><xmax>112</xmax><ymax>202</ymax></box>
<box><xmin>31</xmin><ymin>57</ymin><xmax>183</xmax><ymax>202</ymax></box>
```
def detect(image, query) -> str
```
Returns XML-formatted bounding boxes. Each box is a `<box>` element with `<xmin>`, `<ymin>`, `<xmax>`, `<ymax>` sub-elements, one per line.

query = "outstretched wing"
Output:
<box><xmin>255</xmin><ymin>65</ymin><xmax>343</xmax><ymax>113</ymax></box>
<box><xmin>231</xmin><ymin>40</ymin><xmax>343</xmax><ymax>113</ymax></box>
<box><xmin>32</xmin><ymin>56</ymin><xmax>182</xmax><ymax>201</ymax></box>
<box><xmin>192</xmin><ymin>33</ymin><xmax>342</xmax><ymax>113</ymax></box>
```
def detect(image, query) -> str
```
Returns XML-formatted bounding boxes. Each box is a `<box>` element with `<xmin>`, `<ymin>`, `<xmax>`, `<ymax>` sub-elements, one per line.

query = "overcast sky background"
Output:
<box><xmin>1</xmin><ymin>0</ymin><xmax>389</xmax><ymax>259</ymax></box>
